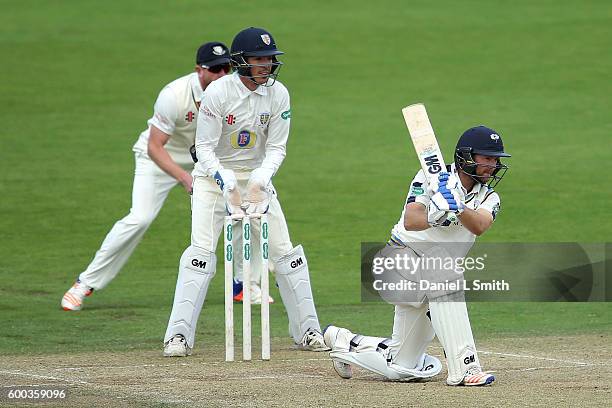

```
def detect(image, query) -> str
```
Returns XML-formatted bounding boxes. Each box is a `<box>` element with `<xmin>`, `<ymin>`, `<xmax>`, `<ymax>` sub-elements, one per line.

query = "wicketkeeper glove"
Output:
<box><xmin>214</xmin><ymin>169</ymin><xmax>243</xmax><ymax>215</ymax></box>
<box><xmin>243</xmin><ymin>168</ymin><xmax>274</xmax><ymax>215</ymax></box>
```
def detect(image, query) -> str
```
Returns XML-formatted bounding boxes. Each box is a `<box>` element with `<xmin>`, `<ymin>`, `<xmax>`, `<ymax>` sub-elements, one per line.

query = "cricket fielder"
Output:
<box><xmin>163</xmin><ymin>27</ymin><xmax>329</xmax><ymax>356</ymax></box>
<box><xmin>324</xmin><ymin>126</ymin><xmax>510</xmax><ymax>386</ymax></box>
<box><xmin>61</xmin><ymin>42</ymin><xmax>231</xmax><ymax>311</ymax></box>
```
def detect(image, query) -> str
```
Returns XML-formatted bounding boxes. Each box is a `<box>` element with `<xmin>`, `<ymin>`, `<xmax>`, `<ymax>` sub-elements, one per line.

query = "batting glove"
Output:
<box><xmin>427</xmin><ymin>189</ymin><xmax>464</xmax><ymax>226</ymax></box>
<box><xmin>427</xmin><ymin>172</ymin><xmax>461</xmax><ymax>196</ymax></box>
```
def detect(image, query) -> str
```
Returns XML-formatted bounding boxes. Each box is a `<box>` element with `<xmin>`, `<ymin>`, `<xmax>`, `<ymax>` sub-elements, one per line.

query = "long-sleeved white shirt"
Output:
<box><xmin>193</xmin><ymin>72</ymin><xmax>291</xmax><ymax>178</ymax></box>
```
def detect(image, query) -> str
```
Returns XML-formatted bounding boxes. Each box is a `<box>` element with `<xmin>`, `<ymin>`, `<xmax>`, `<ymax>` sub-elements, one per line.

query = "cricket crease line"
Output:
<box><xmin>1</xmin><ymin>383</ymin><xmax>68</xmax><ymax>388</ymax></box>
<box><xmin>477</xmin><ymin>349</ymin><xmax>594</xmax><ymax>366</ymax></box>
<box><xmin>0</xmin><ymin>369</ymin><xmax>174</xmax><ymax>402</ymax></box>
<box><xmin>430</xmin><ymin>345</ymin><xmax>595</xmax><ymax>366</ymax></box>
<box><xmin>506</xmin><ymin>364</ymin><xmax>601</xmax><ymax>372</ymax></box>
<box><xmin>0</xmin><ymin>370</ymin><xmax>90</xmax><ymax>385</ymax></box>
<box><xmin>51</xmin><ymin>357</ymin><xmax>330</xmax><ymax>372</ymax></box>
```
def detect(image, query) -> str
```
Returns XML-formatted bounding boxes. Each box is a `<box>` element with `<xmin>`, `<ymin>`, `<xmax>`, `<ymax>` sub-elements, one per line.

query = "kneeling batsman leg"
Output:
<box><xmin>324</xmin><ymin>325</ymin><xmax>441</xmax><ymax>381</ymax></box>
<box><xmin>274</xmin><ymin>245</ymin><xmax>328</xmax><ymax>350</ymax></box>
<box><xmin>164</xmin><ymin>246</ymin><xmax>216</xmax><ymax>350</ymax></box>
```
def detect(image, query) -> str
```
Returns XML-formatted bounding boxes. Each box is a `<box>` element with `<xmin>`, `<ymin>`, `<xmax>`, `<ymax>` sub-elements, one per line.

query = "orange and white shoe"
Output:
<box><xmin>61</xmin><ymin>280</ymin><xmax>93</xmax><ymax>311</ymax></box>
<box><xmin>233</xmin><ymin>280</ymin><xmax>275</xmax><ymax>304</ymax></box>
<box><xmin>459</xmin><ymin>367</ymin><xmax>495</xmax><ymax>386</ymax></box>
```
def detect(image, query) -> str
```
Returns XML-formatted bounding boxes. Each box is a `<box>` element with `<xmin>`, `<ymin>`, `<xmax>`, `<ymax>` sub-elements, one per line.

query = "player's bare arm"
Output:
<box><xmin>403</xmin><ymin>202</ymin><xmax>429</xmax><ymax>231</ymax></box>
<box><xmin>148</xmin><ymin>125</ymin><xmax>193</xmax><ymax>194</ymax></box>
<box><xmin>457</xmin><ymin>207</ymin><xmax>493</xmax><ymax>236</ymax></box>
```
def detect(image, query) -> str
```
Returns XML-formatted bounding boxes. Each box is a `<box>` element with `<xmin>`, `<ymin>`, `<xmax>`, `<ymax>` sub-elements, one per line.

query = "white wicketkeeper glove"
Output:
<box><xmin>214</xmin><ymin>169</ymin><xmax>243</xmax><ymax>215</ymax></box>
<box><xmin>243</xmin><ymin>168</ymin><xmax>274</xmax><ymax>215</ymax></box>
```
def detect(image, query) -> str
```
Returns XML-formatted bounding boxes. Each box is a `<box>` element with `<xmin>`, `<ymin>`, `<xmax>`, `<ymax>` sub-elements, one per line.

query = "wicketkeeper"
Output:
<box><xmin>324</xmin><ymin>126</ymin><xmax>510</xmax><ymax>386</ymax></box>
<box><xmin>163</xmin><ymin>27</ymin><xmax>329</xmax><ymax>356</ymax></box>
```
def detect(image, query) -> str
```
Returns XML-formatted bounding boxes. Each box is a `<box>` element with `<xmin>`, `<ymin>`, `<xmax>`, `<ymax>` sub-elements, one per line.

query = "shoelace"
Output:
<box><xmin>465</xmin><ymin>366</ymin><xmax>484</xmax><ymax>376</ymax></box>
<box><xmin>171</xmin><ymin>336</ymin><xmax>185</xmax><ymax>345</ymax></box>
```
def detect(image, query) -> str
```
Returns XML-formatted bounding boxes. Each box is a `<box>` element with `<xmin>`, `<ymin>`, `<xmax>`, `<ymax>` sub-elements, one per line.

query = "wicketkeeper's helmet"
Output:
<box><xmin>230</xmin><ymin>27</ymin><xmax>283</xmax><ymax>86</ymax></box>
<box><xmin>454</xmin><ymin>125</ymin><xmax>511</xmax><ymax>188</ymax></box>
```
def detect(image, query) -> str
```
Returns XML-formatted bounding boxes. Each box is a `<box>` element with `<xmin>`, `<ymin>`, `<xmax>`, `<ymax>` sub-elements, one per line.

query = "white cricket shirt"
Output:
<box><xmin>193</xmin><ymin>72</ymin><xmax>291</xmax><ymax>178</ymax></box>
<box><xmin>391</xmin><ymin>164</ymin><xmax>501</xmax><ymax>257</ymax></box>
<box><xmin>133</xmin><ymin>72</ymin><xmax>203</xmax><ymax>165</ymax></box>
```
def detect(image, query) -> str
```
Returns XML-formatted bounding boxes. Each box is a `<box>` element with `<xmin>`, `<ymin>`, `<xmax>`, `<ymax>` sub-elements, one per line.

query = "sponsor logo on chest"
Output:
<box><xmin>231</xmin><ymin>129</ymin><xmax>257</xmax><ymax>149</ymax></box>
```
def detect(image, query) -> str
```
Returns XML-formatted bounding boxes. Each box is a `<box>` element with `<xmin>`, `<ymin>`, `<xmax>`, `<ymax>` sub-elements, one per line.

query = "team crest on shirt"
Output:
<box><xmin>261</xmin><ymin>34</ymin><xmax>271</xmax><ymax>45</ymax></box>
<box><xmin>231</xmin><ymin>130</ymin><xmax>257</xmax><ymax>149</ymax></box>
<box><xmin>258</xmin><ymin>112</ymin><xmax>271</xmax><ymax>127</ymax></box>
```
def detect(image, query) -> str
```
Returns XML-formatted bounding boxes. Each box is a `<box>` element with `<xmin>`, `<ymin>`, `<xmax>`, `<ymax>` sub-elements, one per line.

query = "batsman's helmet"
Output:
<box><xmin>454</xmin><ymin>125</ymin><xmax>511</xmax><ymax>188</ymax></box>
<box><xmin>230</xmin><ymin>27</ymin><xmax>283</xmax><ymax>86</ymax></box>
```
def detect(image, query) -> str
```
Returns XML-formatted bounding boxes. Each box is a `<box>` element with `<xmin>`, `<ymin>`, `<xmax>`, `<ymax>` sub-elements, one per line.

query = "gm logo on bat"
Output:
<box><xmin>424</xmin><ymin>154</ymin><xmax>442</xmax><ymax>174</ymax></box>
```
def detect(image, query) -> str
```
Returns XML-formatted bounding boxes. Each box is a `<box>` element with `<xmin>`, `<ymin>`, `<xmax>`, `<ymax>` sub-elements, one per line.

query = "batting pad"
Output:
<box><xmin>164</xmin><ymin>246</ymin><xmax>216</xmax><ymax>347</ymax></box>
<box><xmin>330</xmin><ymin>349</ymin><xmax>441</xmax><ymax>380</ymax></box>
<box><xmin>275</xmin><ymin>245</ymin><xmax>321</xmax><ymax>342</ymax></box>
<box><xmin>429</xmin><ymin>296</ymin><xmax>481</xmax><ymax>385</ymax></box>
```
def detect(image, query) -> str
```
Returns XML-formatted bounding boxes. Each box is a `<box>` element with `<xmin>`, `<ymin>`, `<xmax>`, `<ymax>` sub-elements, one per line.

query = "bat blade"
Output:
<box><xmin>402</xmin><ymin>103</ymin><xmax>457</xmax><ymax>223</ymax></box>
<box><xmin>401</xmin><ymin>103</ymin><xmax>446</xmax><ymax>181</ymax></box>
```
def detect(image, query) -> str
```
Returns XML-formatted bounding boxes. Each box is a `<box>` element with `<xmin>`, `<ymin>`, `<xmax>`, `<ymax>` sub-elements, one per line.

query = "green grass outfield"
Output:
<box><xmin>1</xmin><ymin>1</ymin><xmax>610</xmax><ymax>355</ymax></box>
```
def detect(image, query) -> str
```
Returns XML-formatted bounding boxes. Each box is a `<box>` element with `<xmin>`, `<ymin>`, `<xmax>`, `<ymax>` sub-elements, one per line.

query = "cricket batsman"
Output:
<box><xmin>324</xmin><ymin>126</ymin><xmax>510</xmax><ymax>386</ymax></box>
<box><xmin>163</xmin><ymin>27</ymin><xmax>329</xmax><ymax>356</ymax></box>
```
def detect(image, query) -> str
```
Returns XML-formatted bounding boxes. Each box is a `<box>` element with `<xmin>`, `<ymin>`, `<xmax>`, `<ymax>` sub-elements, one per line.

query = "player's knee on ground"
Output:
<box><xmin>164</xmin><ymin>246</ymin><xmax>217</xmax><ymax>347</ymax></box>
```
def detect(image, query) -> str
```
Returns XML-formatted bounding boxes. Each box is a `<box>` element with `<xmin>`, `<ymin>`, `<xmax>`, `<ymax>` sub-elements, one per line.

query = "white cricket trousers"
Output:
<box><xmin>79</xmin><ymin>153</ymin><xmax>192</xmax><ymax>290</ymax></box>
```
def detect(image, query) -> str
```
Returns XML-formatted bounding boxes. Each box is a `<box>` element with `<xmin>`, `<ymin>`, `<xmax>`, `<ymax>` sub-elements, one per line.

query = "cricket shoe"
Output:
<box><xmin>296</xmin><ymin>328</ymin><xmax>331</xmax><ymax>352</ymax></box>
<box><xmin>163</xmin><ymin>335</ymin><xmax>192</xmax><ymax>357</ymax></box>
<box><xmin>323</xmin><ymin>325</ymin><xmax>356</xmax><ymax>379</ymax></box>
<box><xmin>61</xmin><ymin>280</ymin><xmax>93</xmax><ymax>311</ymax></box>
<box><xmin>457</xmin><ymin>367</ymin><xmax>495</xmax><ymax>386</ymax></box>
<box><xmin>233</xmin><ymin>280</ymin><xmax>275</xmax><ymax>304</ymax></box>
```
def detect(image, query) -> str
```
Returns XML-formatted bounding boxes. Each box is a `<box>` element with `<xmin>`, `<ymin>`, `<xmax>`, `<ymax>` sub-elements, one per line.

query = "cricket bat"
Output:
<box><xmin>402</xmin><ymin>103</ymin><xmax>457</xmax><ymax>222</ymax></box>
<box><xmin>401</xmin><ymin>103</ymin><xmax>446</xmax><ymax>179</ymax></box>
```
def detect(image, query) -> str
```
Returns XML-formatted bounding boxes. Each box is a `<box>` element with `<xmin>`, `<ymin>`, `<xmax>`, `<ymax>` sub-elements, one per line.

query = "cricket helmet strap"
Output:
<box><xmin>230</xmin><ymin>27</ymin><xmax>284</xmax><ymax>87</ymax></box>
<box><xmin>454</xmin><ymin>126</ymin><xmax>511</xmax><ymax>188</ymax></box>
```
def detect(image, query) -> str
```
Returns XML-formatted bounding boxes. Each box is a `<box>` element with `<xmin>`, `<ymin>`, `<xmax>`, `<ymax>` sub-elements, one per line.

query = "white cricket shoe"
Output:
<box><xmin>296</xmin><ymin>328</ymin><xmax>331</xmax><ymax>351</ymax></box>
<box><xmin>323</xmin><ymin>325</ymin><xmax>354</xmax><ymax>379</ymax></box>
<box><xmin>331</xmin><ymin>360</ymin><xmax>353</xmax><ymax>379</ymax></box>
<box><xmin>163</xmin><ymin>335</ymin><xmax>192</xmax><ymax>357</ymax></box>
<box><xmin>456</xmin><ymin>366</ymin><xmax>495</xmax><ymax>386</ymax></box>
<box><xmin>61</xmin><ymin>280</ymin><xmax>93</xmax><ymax>311</ymax></box>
